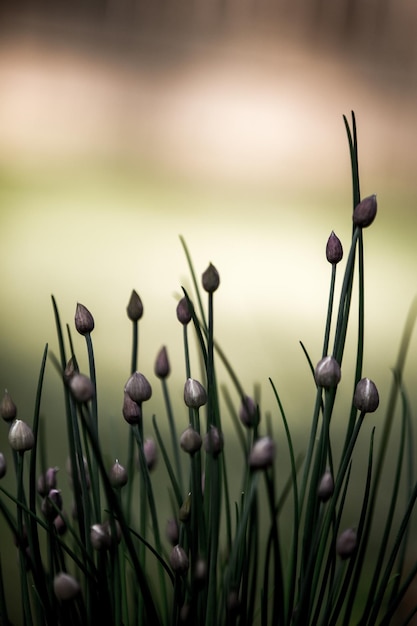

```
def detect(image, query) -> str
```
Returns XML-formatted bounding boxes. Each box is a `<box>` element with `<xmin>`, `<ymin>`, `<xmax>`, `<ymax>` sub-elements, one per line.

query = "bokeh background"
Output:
<box><xmin>1</xmin><ymin>1</ymin><xmax>417</xmax><ymax>622</ymax></box>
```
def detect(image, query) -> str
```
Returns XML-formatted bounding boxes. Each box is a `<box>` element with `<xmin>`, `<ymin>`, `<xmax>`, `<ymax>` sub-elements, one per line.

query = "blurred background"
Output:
<box><xmin>1</xmin><ymin>1</ymin><xmax>417</xmax><ymax>622</ymax></box>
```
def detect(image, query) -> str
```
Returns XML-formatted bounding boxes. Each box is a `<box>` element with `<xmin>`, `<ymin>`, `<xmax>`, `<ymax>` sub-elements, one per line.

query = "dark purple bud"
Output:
<box><xmin>317</xmin><ymin>469</ymin><xmax>334</xmax><ymax>502</ymax></box>
<box><xmin>75</xmin><ymin>303</ymin><xmax>95</xmax><ymax>335</ymax></box>
<box><xmin>249</xmin><ymin>436</ymin><xmax>275</xmax><ymax>470</ymax></box>
<box><xmin>176</xmin><ymin>297</ymin><xmax>192</xmax><ymax>325</ymax></box>
<box><xmin>53</xmin><ymin>572</ymin><xmax>80</xmax><ymax>600</ymax></box>
<box><xmin>122</xmin><ymin>392</ymin><xmax>142</xmax><ymax>425</ymax></box>
<box><xmin>204</xmin><ymin>426</ymin><xmax>224</xmax><ymax>456</ymax></box>
<box><xmin>184</xmin><ymin>378</ymin><xmax>207</xmax><ymax>409</ymax></box>
<box><xmin>127</xmin><ymin>290</ymin><xmax>143</xmax><ymax>321</ymax></box>
<box><xmin>202</xmin><ymin>263</ymin><xmax>220</xmax><ymax>293</ymax></box>
<box><xmin>37</xmin><ymin>467</ymin><xmax>59</xmax><ymax>497</ymax></box>
<box><xmin>326</xmin><ymin>231</ymin><xmax>343</xmax><ymax>264</ymax></box>
<box><xmin>336</xmin><ymin>528</ymin><xmax>357</xmax><ymax>559</ymax></box>
<box><xmin>170</xmin><ymin>545</ymin><xmax>189</xmax><ymax>575</ymax></box>
<box><xmin>314</xmin><ymin>356</ymin><xmax>341</xmax><ymax>388</ymax></box>
<box><xmin>155</xmin><ymin>346</ymin><xmax>170</xmax><ymax>379</ymax></box>
<box><xmin>180</xmin><ymin>426</ymin><xmax>202</xmax><ymax>455</ymax></box>
<box><xmin>166</xmin><ymin>518</ymin><xmax>179</xmax><ymax>545</ymax></box>
<box><xmin>353</xmin><ymin>378</ymin><xmax>379</xmax><ymax>413</ymax></box>
<box><xmin>239</xmin><ymin>395</ymin><xmax>258</xmax><ymax>428</ymax></box>
<box><xmin>125</xmin><ymin>372</ymin><xmax>152</xmax><ymax>403</ymax></box>
<box><xmin>69</xmin><ymin>374</ymin><xmax>95</xmax><ymax>403</ymax></box>
<box><xmin>143</xmin><ymin>438</ymin><xmax>158</xmax><ymax>471</ymax></box>
<box><xmin>0</xmin><ymin>390</ymin><xmax>17</xmax><ymax>422</ymax></box>
<box><xmin>41</xmin><ymin>489</ymin><xmax>63</xmax><ymax>521</ymax></box>
<box><xmin>353</xmin><ymin>194</ymin><xmax>377</xmax><ymax>228</ymax></box>
<box><xmin>109</xmin><ymin>460</ymin><xmax>128</xmax><ymax>487</ymax></box>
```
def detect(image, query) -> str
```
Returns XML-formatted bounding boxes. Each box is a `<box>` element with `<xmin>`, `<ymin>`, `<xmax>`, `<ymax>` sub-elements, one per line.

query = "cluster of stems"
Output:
<box><xmin>1</xmin><ymin>112</ymin><xmax>417</xmax><ymax>626</ymax></box>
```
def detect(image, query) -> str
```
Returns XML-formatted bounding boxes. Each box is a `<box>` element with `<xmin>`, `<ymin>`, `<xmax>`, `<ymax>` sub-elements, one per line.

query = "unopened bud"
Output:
<box><xmin>122</xmin><ymin>392</ymin><xmax>142</xmax><ymax>425</ymax></box>
<box><xmin>204</xmin><ymin>426</ymin><xmax>224</xmax><ymax>456</ymax></box>
<box><xmin>143</xmin><ymin>439</ymin><xmax>158</xmax><ymax>471</ymax></box>
<box><xmin>249</xmin><ymin>436</ymin><xmax>275</xmax><ymax>470</ymax></box>
<box><xmin>180</xmin><ymin>426</ymin><xmax>202</xmax><ymax>455</ymax></box>
<box><xmin>127</xmin><ymin>290</ymin><xmax>144</xmax><ymax>321</ymax></box>
<box><xmin>109</xmin><ymin>460</ymin><xmax>128</xmax><ymax>488</ymax></box>
<box><xmin>239</xmin><ymin>395</ymin><xmax>258</xmax><ymax>428</ymax></box>
<box><xmin>75</xmin><ymin>303</ymin><xmax>95</xmax><ymax>335</ymax></box>
<box><xmin>37</xmin><ymin>467</ymin><xmax>59</xmax><ymax>497</ymax></box>
<box><xmin>69</xmin><ymin>374</ymin><xmax>95</xmax><ymax>403</ymax></box>
<box><xmin>314</xmin><ymin>356</ymin><xmax>341</xmax><ymax>388</ymax></box>
<box><xmin>41</xmin><ymin>489</ymin><xmax>63</xmax><ymax>521</ymax></box>
<box><xmin>326</xmin><ymin>231</ymin><xmax>343</xmax><ymax>264</ymax></box>
<box><xmin>170</xmin><ymin>545</ymin><xmax>189</xmax><ymax>575</ymax></box>
<box><xmin>336</xmin><ymin>528</ymin><xmax>357</xmax><ymax>559</ymax></box>
<box><xmin>179</xmin><ymin>493</ymin><xmax>192</xmax><ymax>522</ymax></box>
<box><xmin>202</xmin><ymin>263</ymin><xmax>220</xmax><ymax>293</ymax></box>
<box><xmin>63</xmin><ymin>357</ymin><xmax>77</xmax><ymax>385</ymax></box>
<box><xmin>166</xmin><ymin>518</ymin><xmax>179</xmax><ymax>545</ymax></box>
<box><xmin>184</xmin><ymin>378</ymin><xmax>207</xmax><ymax>409</ymax></box>
<box><xmin>90</xmin><ymin>523</ymin><xmax>112</xmax><ymax>551</ymax></box>
<box><xmin>317</xmin><ymin>469</ymin><xmax>334</xmax><ymax>502</ymax></box>
<box><xmin>176</xmin><ymin>297</ymin><xmax>192</xmax><ymax>325</ymax></box>
<box><xmin>155</xmin><ymin>346</ymin><xmax>170</xmax><ymax>379</ymax></box>
<box><xmin>353</xmin><ymin>194</ymin><xmax>377</xmax><ymax>228</ymax></box>
<box><xmin>53</xmin><ymin>572</ymin><xmax>80</xmax><ymax>601</ymax></box>
<box><xmin>353</xmin><ymin>378</ymin><xmax>379</xmax><ymax>413</ymax></box>
<box><xmin>53</xmin><ymin>514</ymin><xmax>67</xmax><ymax>536</ymax></box>
<box><xmin>125</xmin><ymin>372</ymin><xmax>152</xmax><ymax>403</ymax></box>
<box><xmin>1</xmin><ymin>390</ymin><xmax>17</xmax><ymax>422</ymax></box>
<box><xmin>8</xmin><ymin>420</ymin><xmax>35</xmax><ymax>452</ymax></box>
<box><xmin>0</xmin><ymin>453</ymin><xmax>6</xmax><ymax>479</ymax></box>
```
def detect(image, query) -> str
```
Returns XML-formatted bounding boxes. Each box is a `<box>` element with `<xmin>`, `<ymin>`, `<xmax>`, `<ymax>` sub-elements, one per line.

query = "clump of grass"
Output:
<box><xmin>1</xmin><ymin>112</ymin><xmax>417</xmax><ymax>626</ymax></box>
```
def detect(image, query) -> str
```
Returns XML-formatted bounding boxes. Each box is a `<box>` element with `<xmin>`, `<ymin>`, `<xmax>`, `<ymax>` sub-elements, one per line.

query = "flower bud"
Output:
<box><xmin>125</xmin><ymin>372</ymin><xmax>152</xmax><ymax>403</ymax></box>
<box><xmin>69</xmin><ymin>374</ymin><xmax>95</xmax><ymax>403</ymax></box>
<box><xmin>184</xmin><ymin>378</ymin><xmax>207</xmax><ymax>409</ymax></box>
<box><xmin>353</xmin><ymin>194</ymin><xmax>377</xmax><ymax>228</ymax></box>
<box><xmin>204</xmin><ymin>426</ymin><xmax>224</xmax><ymax>456</ymax></box>
<box><xmin>179</xmin><ymin>493</ymin><xmax>192</xmax><ymax>522</ymax></box>
<box><xmin>170</xmin><ymin>545</ymin><xmax>189</xmax><ymax>575</ymax></box>
<box><xmin>53</xmin><ymin>572</ymin><xmax>80</xmax><ymax>601</ymax></box>
<box><xmin>127</xmin><ymin>290</ymin><xmax>143</xmax><ymax>321</ymax></box>
<box><xmin>155</xmin><ymin>346</ymin><xmax>170</xmax><ymax>379</ymax></box>
<box><xmin>336</xmin><ymin>528</ymin><xmax>357</xmax><ymax>559</ymax></box>
<box><xmin>41</xmin><ymin>489</ymin><xmax>63</xmax><ymax>521</ymax></box>
<box><xmin>53</xmin><ymin>514</ymin><xmax>67</xmax><ymax>536</ymax></box>
<box><xmin>317</xmin><ymin>469</ymin><xmax>334</xmax><ymax>502</ymax></box>
<box><xmin>194</xmin><ymin>558</ymin><xmax>208</xmax><ymax>583</ymax></box>
<box><xmin>239</xmin><ymin>395</ymin><xmax>258</xmax><ymax>428</ymax></box>
<box><xmin>202</xmin><ymin>263</ymin><xmax>220</xmax><ymax>293</ymax></box>
<box><xmin>109</xmin><ymin>460</ymin><xmax>128</xmax><ymax>488</ymax></box>
<box><xmin>143</xmin><ymin>438</ymin><xmax>158</xmax><ymax>471</ymax></box>
<box><xmin>326</xmin><ymin>231</ymin><xmax>343</xmax><ymax>264</ymax></box>
<box><xmin>122</xmin><ymin>392</ymin><xmax>142</xmax><ymax>425</ymax></box>
<box><xmin>314</xmin><ymin>356</ymin><xmax>341</xmax><ymax>388</ymax></box>
<box><xmin>353</xmin><ymin>378</ymin><xmax>379</xmax><ymax>413</ymax></box>
<box><xmin>176</xmin><ymin>297</ymin><xmax>192</xmax><ymax>325</ymax></box>
<box><xmin>75</xmin><ymin>303</ymin><xmax>95</xmax><ymax>335</ymax></box>
<box><xmin>63</xmin><ymin>357</ymin><xmax>77</xmax><ymax>385</ymax></box>
<box><xmin>37</xmin><ymin>467</ymin><xmax>59</xmax><ymax>497</ymax></box>
<box><xmin>0</xmin><ymin>452</ymin><xmax>6</xmax><ymax>479</ymax></box>
<box><xmin>1</xmin><ymin>390</ymin><xmax>17</xmax><ymax>422</ymax></box>
<box><xmin>166</xmin><ymin>518</ymin><xmax>179</xmax><ymax>545</ymax></box>
<box><xmin>8</xmin><ymin>420</ymin><xmax>35</xmax><ymax>452</ymax></box>
<box><xmin>90</xmin><ymin>523</ymin><xmax>112</xmax><ymax>551</ymax></box>
<box><xmin>249</xmin><ymin>436</ymin><xmax>275</xmax><ymax>470</ymax></box>
<box><xmin>180</xmin><ymin>426</ymin><xmax>202</xmax><ymax>455</ymax></box>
